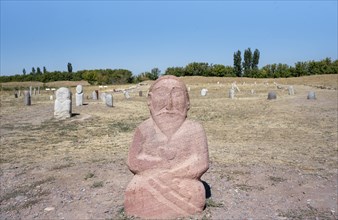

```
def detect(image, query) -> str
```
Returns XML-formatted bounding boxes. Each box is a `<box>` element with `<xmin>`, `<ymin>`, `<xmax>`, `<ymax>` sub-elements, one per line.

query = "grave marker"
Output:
<box><xmin>24</xmin><ymin>90</ymin><xmax>31</xmax><ymax>105</ymax></box>
<box><xmin>105</xmin><ymin>94</ymin><xmax>113</xmax><ymax>107</ymax></box>
<box><xmin>200</xmin><ymin>88</ymin><xmax>208</xmax><ymax>96</ymax></box>
<box><xmin>76</xmin><ymin>85</ymin><xmax>84</xmax><ymax>106</ymax></box>
<box><xmin>267</xmin><ymin>91</ymin><xmax>277</xmax><ymax>100</ymax></box>
<box><xmin>54</xmin><ymin>87</ymin><xmax>72</xmax><ymax>119</ymax></box>
<box><xmin>307</xmin><ymin>91</ymin><xmax>316</xmax><ymax>100</ymax></box>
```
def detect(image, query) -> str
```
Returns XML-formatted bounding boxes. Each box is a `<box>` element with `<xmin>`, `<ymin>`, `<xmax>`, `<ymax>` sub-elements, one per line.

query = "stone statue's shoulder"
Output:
<box><xmin>135</xmin><ymin>118</ymin><xmax>153</xmax><ymax>133</ymax></box>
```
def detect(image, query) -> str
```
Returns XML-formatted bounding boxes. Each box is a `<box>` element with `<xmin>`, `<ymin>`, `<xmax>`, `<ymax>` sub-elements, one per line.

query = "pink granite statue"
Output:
<box><xmin>124</xmin><ymin>75</ymin><xmax>209</xmax><ymax>219</ymax></box>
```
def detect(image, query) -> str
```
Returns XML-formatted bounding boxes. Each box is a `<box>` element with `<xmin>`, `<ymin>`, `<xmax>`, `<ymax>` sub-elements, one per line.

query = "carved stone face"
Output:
<box><xmin>148</xmin><ymin>76</ymin><xmax>190</xmax><ymax>138</ymax></box>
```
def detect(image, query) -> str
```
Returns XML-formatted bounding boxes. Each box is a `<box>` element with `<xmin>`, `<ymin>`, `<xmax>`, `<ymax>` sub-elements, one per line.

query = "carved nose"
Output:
<box><xmin>166</xmin><ymin>95</ymin><xmax>173</xmax><ymax>110</ymax></box>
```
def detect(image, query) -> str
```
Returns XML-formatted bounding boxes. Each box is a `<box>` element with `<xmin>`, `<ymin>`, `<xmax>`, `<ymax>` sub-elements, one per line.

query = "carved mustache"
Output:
<box><xmin>154</xmin><ymin>109</ymin><xmax>184</xmax><ymax>116</ymax></box>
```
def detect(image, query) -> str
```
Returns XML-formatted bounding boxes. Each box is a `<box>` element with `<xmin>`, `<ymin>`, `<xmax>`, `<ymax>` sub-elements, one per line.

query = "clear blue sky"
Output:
<box><xmin>1</xmin><ymin>1</ymin><xmax>337</xmax><ymax>76</ymax></box>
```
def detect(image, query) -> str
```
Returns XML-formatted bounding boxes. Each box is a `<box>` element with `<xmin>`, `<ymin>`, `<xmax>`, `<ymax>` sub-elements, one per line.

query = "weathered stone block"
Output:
<box><xmin>54</xmin><ymin>87</ymin><xmax>72</xmax><ymax>119</ymax></box>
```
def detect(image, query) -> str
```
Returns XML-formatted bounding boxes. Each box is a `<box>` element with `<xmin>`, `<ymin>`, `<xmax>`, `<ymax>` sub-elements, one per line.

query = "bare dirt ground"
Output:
<box><xmin>1</xmin><ymin>75</ymin><xmax>337</xmax><ymax>219</ymax></box>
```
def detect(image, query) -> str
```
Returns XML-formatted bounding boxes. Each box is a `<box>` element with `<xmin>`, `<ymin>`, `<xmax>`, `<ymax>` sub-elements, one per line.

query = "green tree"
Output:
<box><xmin>184</xmin><ymin>62</ymin><xmax>210</xmax><ymax>76</ymax></box>
<box><xmin>43</xmin><ymin>66</ymin><xmax>47</xmax><ymax>74</ymax></box>
<box><xmin>233</xmin><ymin>50</ymin><xmax>242</xmax><ymax>77</ymax></box>
<box><xmin>36</xmin><ymin>67</ymin><xmax>42</xmax><ymax>75</ymax></box>
<box><xmin>67</xmin><ymin>62</ymin><xmax>73</xmax><ymax>73</ymax></box>
<box><xmin>149</xmin><ymin>68</ymin><xmax>161</xmax><ymax>80</ymax></box>
<box><xmin>243</xmin><ymin>48</ymin><xmax>252</xmax><ymax>77</ymax></box>
<box><xmin>165</xmin><ymin>67</ymin><xmax>185</xmax><ymax>76</ymax></box>
<box><xmin>22</xmin><ymin>68</ymin><xmax>26</xmax><ymax>75</ymax></box>
<box><xmin>31</xmin><ymin>67</ymin><xmax>36</xmax><ymax>75</ymax></box>
<box><xmin>294</xmin><ymin>62</ymin><xmax>308</xmax><ymax>77</ymax></box>
<box><xmin>252</xmin><ymin>49</ymin><xmax>260</xmax><ymax>69</ymax></box>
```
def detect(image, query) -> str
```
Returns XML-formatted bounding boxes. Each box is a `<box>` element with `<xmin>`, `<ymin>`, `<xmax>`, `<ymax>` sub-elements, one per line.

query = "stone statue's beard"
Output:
<box><xmin>151</xmin><ymin>110</ymin><xmax>187</xmax><ymax>139</ymax></box>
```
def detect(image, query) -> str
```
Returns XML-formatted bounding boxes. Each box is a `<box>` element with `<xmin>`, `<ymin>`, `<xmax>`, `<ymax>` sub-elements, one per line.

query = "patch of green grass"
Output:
<box><xmin>219</xmin><ymin>173</ymin><xmax>233</xmax><ymax>181</ymax></box>
<box><xmin>278</xmin><ymin>205</ymin><xmax>334</xmax><ymax>219</ymax></box>
<box><xmin>235</xmin><ymin>184</ymin><xmax>265</xmax><ymax>192</ymax></box>
<box><xmin>110</xmin><ymin>121</ymin><xmax>136</xmax><ymax>133</ymax></box>
<box><xmin>235</xmin><ymin>184</ymin><xmax>253</xmax><ymax>192</ymax></box>
<box><xmin>0</xmin><ymin>176</ymin><xmax>55</xmax><ymax>203</ymax></box>
<box><xmin>116</xmin><ymin>207</ymin><xmax>135</xmax><ymax>220</ymax></box>
<box><xmin>50</xmin><ymin>163</ymin><xmax>73</xmax><ymax>170</ymax></box>
<box><xmin>91</xmin><ymin>181</ymin><xmax>103</xmax><ymax>188</ymax></box>
<box><xmin>269</xmin><ymin>176</ymin><xmax>287</xmax><ymax>183</ymax></box>
<box><xmin>84</xmin><ymin>172</ymin><xmax>95</xmax><ymax>180</ymax></box>
<box><xmin>206</xmin><ymin>198</ymin><xmax>223</xmax><ymax>208</ymax></box>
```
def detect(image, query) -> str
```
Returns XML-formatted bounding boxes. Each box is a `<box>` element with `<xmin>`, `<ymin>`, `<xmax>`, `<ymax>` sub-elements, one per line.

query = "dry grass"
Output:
<box><xmin>0</xmin><ymin>80</ymin><xmax>91</xmax><ymax>89</ymax></box>
<box><xmin>0</xmin><ymin>75</ymin><xmax>337</xmax><ymax>219</ymax></box>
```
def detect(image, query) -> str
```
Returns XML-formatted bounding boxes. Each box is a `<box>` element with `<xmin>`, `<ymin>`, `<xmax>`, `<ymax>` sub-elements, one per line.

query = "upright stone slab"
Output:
<box><xmin>124</xmin><ymin>91</ymin><xmax>130</xmax><ymax>99</ymax></box>
<box><xmin>54</xmin><ymin>87</ymin><xmax>72</xmax><ymax>119</ymax></box>
<box><xmin>100</xmin><ymin>92</ymin><xmax>107</xmax><ymax>103</ymax></box>
<box><xmin>307</xmin><ymin>91</ymin><xmax>316</xmax><ymax>100</ymax></box>
<box><xmin>125</xmin><ymin>75</ymin><xmax>209</xmax><ymax>219</ymax></box>
<box><xmin>76</xmin><ymin>85</ymin><xmax>84</xmax><ymax>106</ymax></box>
<box><xmin>14</xmin><ymin>90</ymin><xmax>18</xmax><ymax>98</ymax></box>
<box><xmin>29</xmin><ymin>86</ymin><xmax>32</xmax><ymax>96</ymax></box>
<box><xmin>33</xmin><ymin>88</ymin><xmax>36</xmax><ymax>95</ymax></box>
<box><xmin>38</xmin><ymin>86</ymin><xmax>40</xmax><ymax>95</ymax></box>
<box><xmin>105</xmin><ymin>94</ymin><xmax>113</xmax><ymax>107</ymax></box>
<box><xmin>200</xmin><ymin>88</ymin><xmax>208</xmax><ymax>96</ymax></box>
<box><xmin>92</xmin><ymin>91</ymin><xmax>98</xmax><ymax>100</ymax></box>
<box><xmin>267</xmin><ymin>91</ymin><xmax>277</xmax><ymax>100</ymax></box>
<box><xmin>229</xmin><ymin>88</ymin><xmax>235</xmax><ymax>99</ymax></box>
<box><xmin>24</xmin><ymin>90</ymin><xmax>31</xmax><ymax>105</ymax></box>
<box><xmin>139</xmin><ymin>91</ymin><xmax>143</xmax><ymax>97</ymax></box>
<box><xmin>288</xmin><ymin>86</ymin><xmax>295</xmax><ymax>95</ymax></box>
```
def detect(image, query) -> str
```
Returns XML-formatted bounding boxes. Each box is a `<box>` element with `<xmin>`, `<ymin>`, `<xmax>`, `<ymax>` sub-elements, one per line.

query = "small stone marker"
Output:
<box><xmin>50</xmin><ymin>95</ymin><xmax>54</xmax><ymax>101</ymax></box>
<box><xmin>38</xmin><ymin>86</ymin><xmax>40</xmax><ymax>95</ymax></box>
<box><xmin>124</xmin><ymin>91</ymin><xmax>130</xmax><ymax>99</ymax></box>
<box><xmin>33</xmin><ymin>88</ymin><xmax>36</xmax><ymax>95</ymax></box>
<box><xmin>105</xmin><ymin>94</ymin><xmax>113</xmax><ymax>107</ymax></box>
<box><xmin>200</xmin><ymin>88</ymin><xmax>208</xmax><ymax>96</ymax></box>
<box><xmin>125</xmin><ymin>75</ymin><xmax>209</xmax><ymax>219</ymax></box>
<box><xmin>29</xmin><ymin>86</ymin><xmax>32</xmax><ymax>96</ymax></box>
<box><xmin>100</xmin><ymin>92</ymin><xmax>107</xmax><ymax>103</ymax></box>
<box><xmin>139</xmin><ymin>91</ymin><xmax>143</xmax><ymax>97</ymax></box>
<box><xmin>18</xmin><ymin>90</ymin><xmax>21</xmax><ymax>97</ymax></box>
<box><xmin>14</xmin><ymin>91</ymin><xmax>18</xmax><ymax>98</ymax></box>
<box><xmin>307</xmin><ymin>91</ymin><xmax>316</xmax><ymax>100</ymax></box>
<box><xmin>44</xmin><ymin>207</ymin><xmax>55</xmax><ymax>212</ymax></box>
<box><xmin>54</xmin><ymin>87</ymin><xmax>72</xmax><ymax>119</ymax></box>
<box><xmin>75</xmin><ymin>85</ymin><xmax>84</xmax><ymax>106</ymax></box>
<box><xmin>229</xmin><ymin>88</ymin><xmax>235</xmax><ymax>99</ymax></box>
<box><xmin>231</xmin><ymin>82</ymin><xmax>240</xmax><ymax>92</ymax></box>
<box><xmin>267</xmin><ymin>91</ymin><xmax>277</xmax><ymax>100</ymax></box>
<box><xmin>92</xmin><ymin>91</ymin><xmax>98</xmax><ymax>100</ymax></box>
<box><xmin>24</xmin><ymin>90</ymin><xmax>31</xmax><ymax>105</ymax></box>
<box><xmin>288</xmin><ymin>86</ymin><xmax>295</xmax><ymax>95</ymax></box>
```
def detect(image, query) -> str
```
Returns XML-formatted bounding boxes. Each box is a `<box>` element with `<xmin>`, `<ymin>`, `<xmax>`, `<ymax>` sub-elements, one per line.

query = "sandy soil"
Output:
<box><xmin>0</xmin><ymin>75</ymin><xmax>337</xmax><ymax>219</ymax></box>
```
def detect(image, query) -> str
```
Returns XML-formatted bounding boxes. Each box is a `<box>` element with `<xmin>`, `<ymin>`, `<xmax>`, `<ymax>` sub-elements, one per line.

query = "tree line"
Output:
<box><xmin>1</xmin><ymin>52</ymin><xmax>337</xmax><ymax>85</ymax></box>
<box><xmin>165</xmin><ymin>49</ymin><xmax>337</xmax><ymax>78</ymax></box>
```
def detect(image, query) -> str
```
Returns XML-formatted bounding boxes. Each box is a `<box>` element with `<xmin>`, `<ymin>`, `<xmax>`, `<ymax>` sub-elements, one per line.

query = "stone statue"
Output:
<box><xmin>75</xmin><ymin>85</ymin><xmax>84</xmax><ymax>106</ymax></box>
<box><xmin>124</xmin><ymin>75</ymin><xmax>209</xmax><ymax>219</ymax></box>
<box><xmin>54</xmin><ymin>87</ymin><xmax>72</xmax><ymax>119</ymax></box>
